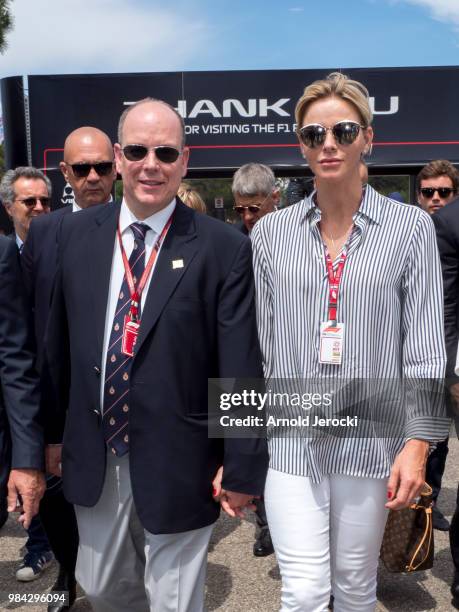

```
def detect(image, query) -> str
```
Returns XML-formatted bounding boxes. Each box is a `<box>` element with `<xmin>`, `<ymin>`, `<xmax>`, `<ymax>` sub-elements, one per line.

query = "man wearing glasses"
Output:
<box><xmin>415</xmin><ymin>159</ymin><xmax>459</xmax><ymax>536</ymax></box>
<box><xmin>231</xmin><ymin>163</ymin><xmax>278</xmax><ymax>559</ymax></box>
<box><xmin>1</xmin><ymin>167</ymin><xmax>51</xmax><ymax>251</ymax></box>
<box><xmin>417</xmin><ymin>159</ymin><xmax>459</xmax><ymax>215</ymax></box>
<box><xmin>20</xmin><ymin>128</ymin><xmax>116</xmax><ymax>612</ymax></box>
<box><xmin>43</xmin><ymin>98</ymin><xmax>267</xmax><ymax>612</ymax></box>
<box><xmin>232</xmin><ymin>163</ymin><xmax>279</xmax><ymax>235</ymax></box>
<box><xmin>0</xmin><ymin>167</ymin><xmax>54</xmax><ymax>577</ymax></box>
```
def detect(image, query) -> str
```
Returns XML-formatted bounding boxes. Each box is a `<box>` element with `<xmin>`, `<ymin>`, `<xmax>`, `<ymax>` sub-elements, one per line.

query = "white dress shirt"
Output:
<box><xmin>100</xmin><ymin>198</ymin><xmax>176</xmax><ymax>411</ymax></box>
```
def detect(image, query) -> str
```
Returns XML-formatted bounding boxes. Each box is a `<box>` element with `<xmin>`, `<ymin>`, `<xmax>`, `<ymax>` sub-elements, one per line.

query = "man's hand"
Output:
<box><xmin>386</xmin><ymin>439</ymin><xmax>429</xmax><ymax>510</ymax></box>
<box><xmin>450</xmin><ymin>383</ymin><xmax>459</xmax><ymax>408</ymax></box>
<box><xmin>7</xmin><ymin>469</ymin><xmax>46</xmax><ymax>529</ymax></box>
<box><xmin>211</xmin><ymin>466</ymin><xmax>258</xmax><ymax>518</ymax></box>
<box><xmin>220</xmin><ymin>491</ymin><xmax>258</xmax><ymax>518</ymax></box>
<box><xmin>46</xmin><ymin>444</ymin><xmax>63</xmax><ymax>477</ymax></box>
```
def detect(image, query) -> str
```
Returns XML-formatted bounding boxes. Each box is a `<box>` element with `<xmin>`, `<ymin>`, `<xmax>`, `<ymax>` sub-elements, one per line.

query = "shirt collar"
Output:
<box><xmin>300</xmin><ymin>183</ymin><xmax>384</xmax><ymax>227</ymax></box>
<box><xmin>73</xmin><ymin>195</ymin><xmax>113</xmax><ymax>213</ymax></box>
<box><xmin>119</xmin><ymin>197</ymin><xmax>176</xmax><ymax>236</ymax></box>
<box><xmin>15</xmin><ymin>234</ymin><xmax>23</xmax><ymax>250</ymax></box>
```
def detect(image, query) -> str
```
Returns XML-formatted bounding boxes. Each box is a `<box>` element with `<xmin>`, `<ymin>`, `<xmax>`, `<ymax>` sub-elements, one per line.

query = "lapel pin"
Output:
<box><xmin>172</xmin><ymin>259</ymin><xmax>184</xmax><ymax>269</ymax></box>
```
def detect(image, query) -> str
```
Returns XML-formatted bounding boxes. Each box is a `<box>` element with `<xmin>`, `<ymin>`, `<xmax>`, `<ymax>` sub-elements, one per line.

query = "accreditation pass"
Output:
<box><xmin>319</xmin><ymin>322</ymin><xmax>344</xmax><ymax>365</ymax></box>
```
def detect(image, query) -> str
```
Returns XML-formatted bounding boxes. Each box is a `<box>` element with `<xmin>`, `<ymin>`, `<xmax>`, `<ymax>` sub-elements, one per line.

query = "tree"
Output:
<box><xmin>0</xmin><ymin>0</ymin><xmax>13</xmax><ymax>54</ymax></box>
<box><xmin>0</xmin><ymin>143</ymin><xmax>5</xmax><ymax>178</ymax></box>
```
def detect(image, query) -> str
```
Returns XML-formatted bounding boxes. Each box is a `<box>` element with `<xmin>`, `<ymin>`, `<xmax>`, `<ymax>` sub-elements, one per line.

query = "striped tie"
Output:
<box><xmin>102</xmin><ymin>222</ymin><xmax>150</xmax><ymax>456</ymax></box>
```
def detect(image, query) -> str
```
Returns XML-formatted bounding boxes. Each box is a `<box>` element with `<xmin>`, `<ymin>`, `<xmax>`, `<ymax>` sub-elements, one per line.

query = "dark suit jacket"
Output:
<box><xmin>21</xmin><ymin>206</ymin><xmax>72</xmax><ymax>363</ymax></box>
<box><xmin>45</xmin><ymin>199</ymin><xmax>268</xmax><ymax>534</ymax></box>
<box><xmin>235</xmin><ymin>220</ymin><xmax>249</xmax><ymax>236</ymax></box>
<box><xmin>0</xmin><ymin>235</ymin><xmax>43</xmax><ymax>491</ymax></box>
<box><xmin>433</xmin><ymin>199</ymin><xmax>459</xmax><ymax>384</ymax></box>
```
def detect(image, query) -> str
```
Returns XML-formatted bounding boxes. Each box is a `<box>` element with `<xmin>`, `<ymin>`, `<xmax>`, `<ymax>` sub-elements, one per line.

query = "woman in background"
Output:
<box><xmin>178</xmin><ymin>183</ymin><xmax>207</xmax><ymax>213</ymax></box>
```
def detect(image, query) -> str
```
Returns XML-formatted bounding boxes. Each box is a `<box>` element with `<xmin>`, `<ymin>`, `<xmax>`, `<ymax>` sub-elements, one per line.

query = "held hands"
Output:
<box><xmin>386</xmin><ymin>439</ymin><xmax>429</xmax><ymax>510</ymax></box>
<box><xmin>45</xmin><ymin>444</ymin><xmax>63</xmax><ymax>477</ymax></box>
<box><xmin>7</xmin><ymin>469</ymin><xmax>46</xmax><ymax>529</ymax></box>
<box><xmin>212</xmin><ymin>466</ymin><xmax>259</xmax><ymax>518</ymax></box>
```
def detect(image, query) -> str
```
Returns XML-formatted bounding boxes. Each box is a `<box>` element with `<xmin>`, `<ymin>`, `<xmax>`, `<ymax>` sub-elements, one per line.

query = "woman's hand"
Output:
<box><xmin>211</xmin><ymin>465</ymin><xmax>258</xmax><ymax>518</ymax></box>
<box><xmin>212</xmin><ymin>466</ymin><xmax>223</xmax><ymax>500</ymax></box>
<box><xmin>386</xmin><ymin>439</ymin><xmax>429</xmax><ymax>510</ymax></box>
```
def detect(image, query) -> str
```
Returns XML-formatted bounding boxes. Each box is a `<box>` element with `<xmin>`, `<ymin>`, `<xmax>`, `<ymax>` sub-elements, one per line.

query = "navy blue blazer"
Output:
<box><xmin>432</xmin><ymin>198</ymin><xmax>459</xmax><ymax>383</ymax></box>
<box><xmin>44</xmin><ymin>199</ymin><xmax>268</xmax><ymax>534</ymax></box>
<box><xmin>22</xmin><ymin>206</ymin><xmax>72</xmax><ymax>363</ymax></box>
<box><xmin>0</xmin><ymin>236</ymin><xmax>43</xmax><ymax>491</ymax></box>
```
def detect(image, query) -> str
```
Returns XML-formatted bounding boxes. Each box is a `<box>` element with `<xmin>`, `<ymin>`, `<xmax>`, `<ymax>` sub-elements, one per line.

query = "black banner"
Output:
<box><xmin>3</xmin><ymin>66</ymin><xmax>459</xmax><ymax>179</ymax></box>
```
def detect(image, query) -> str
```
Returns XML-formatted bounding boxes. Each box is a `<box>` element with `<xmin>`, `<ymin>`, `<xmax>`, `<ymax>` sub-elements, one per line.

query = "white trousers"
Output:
<box><xmin>264</xmin><ymin>468</ymin><xmax>388</xmax><ymax>612</ymax></box>
<box><xmin>74</xmin><ymin>453</ymin><xmax>213</xmax><ymax>612</ymax></box>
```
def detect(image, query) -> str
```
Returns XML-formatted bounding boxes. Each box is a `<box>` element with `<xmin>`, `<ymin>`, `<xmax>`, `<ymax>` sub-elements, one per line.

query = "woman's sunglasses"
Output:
<box><xmin>122</xmin><ymin>145</ymin><xmax>181</xmax><ymax>164</ymax></box>
<box><xmin>298</xmin><ymin>120</ymin><xmax>366</xmax><ymax>149</ymax></box>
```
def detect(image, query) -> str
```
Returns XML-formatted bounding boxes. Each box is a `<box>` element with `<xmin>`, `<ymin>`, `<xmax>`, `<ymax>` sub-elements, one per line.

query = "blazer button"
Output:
<box><xmin>94</xmin><ymin>366</ymin><xmax>101</xmax><ymax>376</ymax></box>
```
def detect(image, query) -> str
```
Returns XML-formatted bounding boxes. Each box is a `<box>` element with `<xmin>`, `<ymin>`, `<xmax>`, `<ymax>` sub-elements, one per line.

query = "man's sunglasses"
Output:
<box><xmin>68</xmin><ymin>162</ymin><xmax>114</xmax><ymax>178</ymax></box>
<box><xmin>298</xmin><ymin>120</ymin><xmax>366</xmax><ymax>148</ymax></box>
<box><xmin>234</xmin><ymin>204</ymin><xmax>261</xmax><ymax>215</ymax></box>
<box><xmin>233</xmin><ymin>192</ymin><xmax>273</xmax><ymax>215</ymax></box>
<box><xmin>16</xmin><ymin>197</ymin><xmax>51</xmax><ymax>207</ymax></box>
<box><xmin>122</xmin><ymin>145</ymin><xmax>180</xmax><ymax>164</ymax></box>
<box><xmin>420</xmin><ymin>187</ymin><xmax>455</xmax><ymax>199</ymax></box>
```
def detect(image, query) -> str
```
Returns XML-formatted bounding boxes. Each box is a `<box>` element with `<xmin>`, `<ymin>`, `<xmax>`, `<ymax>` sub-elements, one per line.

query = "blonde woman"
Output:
<box><xmin>178</xmin><ymin>183</ymin><xmax>207</xmax><ymax>213</ymax></box>
<box><xmin>251</xmin><ymin>73</ymin><xmax>447</xmax><ymax>611</ymax></box>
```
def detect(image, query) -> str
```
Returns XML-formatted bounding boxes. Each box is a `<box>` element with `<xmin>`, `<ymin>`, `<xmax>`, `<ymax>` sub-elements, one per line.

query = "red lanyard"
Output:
<box><xmin>324</xmin><ymin>246</ymin><xmax>347</xmax><ymax>323</ymax></box>
<box><xmin>117</xmin><ymin>215</ymin><xmax>173</xmax><ymax>321</ymax></box>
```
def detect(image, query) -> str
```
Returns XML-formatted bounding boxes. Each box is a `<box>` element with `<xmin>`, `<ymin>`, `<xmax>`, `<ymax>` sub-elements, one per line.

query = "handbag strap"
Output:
<box><xmin>406</xmin><ymin>504</ymin><xmax>432</xmax><ymax>572</ymax></box>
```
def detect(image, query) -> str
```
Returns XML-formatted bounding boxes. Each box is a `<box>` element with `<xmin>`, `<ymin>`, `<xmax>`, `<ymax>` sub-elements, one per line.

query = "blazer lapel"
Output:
<box><xmin>87</xmin><ymin>202</ymin><xmax>120</xmax><ymax>361</ymax></box>
<box><xmin>135</xmin><ymin>201</ymin><xmax>198</xmax><ymax>356</ymax></box>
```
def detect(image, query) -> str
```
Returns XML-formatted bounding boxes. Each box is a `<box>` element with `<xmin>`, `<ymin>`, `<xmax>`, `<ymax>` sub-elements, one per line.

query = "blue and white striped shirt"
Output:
<box><xmin>251</xmin><ymin>185</ymin><xmax>449</xmax><ymax>481</ymax></box>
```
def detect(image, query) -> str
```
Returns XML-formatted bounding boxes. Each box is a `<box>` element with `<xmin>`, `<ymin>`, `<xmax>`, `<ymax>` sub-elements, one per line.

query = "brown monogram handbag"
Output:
<box><xmin>380</xmin><ymin>483</ymin><xmax>434</xmax><ymax>573</ymax></box>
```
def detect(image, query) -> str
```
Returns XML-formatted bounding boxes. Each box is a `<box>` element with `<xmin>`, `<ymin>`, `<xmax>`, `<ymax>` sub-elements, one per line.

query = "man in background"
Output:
<box><xmin>231</xmin><ymin>162</ymin><xmax>277</xmax><ymax>557</ymax></box>
<box><xmin>0</xmin><ymin>167</ymin><xmax>54</xmax><ymax>582</ymax></box>
<box><xmin>21</xmin><ymin>128</ymin><xmax>116</xmax><ymax>612</ymax></box>
<box><xmin>417</xmin><ymin>159</ymin><xmax>459</xmax><ymax>215</ymax></box>
<box><xmin>232</xmin><ymin>163</ymin><xmax>279</xmax><ymax>236</ymax></box>
<box><xmin>416</xmin><ymin>160</ymin><xmax>459</xmax><ymax>532</ymax></box>
<box><xmin>2</xmin><ymin>166</ymin><xmax>51</xmax><ymax>252</ymax></box>
<box><xmin>433</xmin><ymin>196</ymin><xmax>459</xmax><ymax>604</ymax></box>
<box><xmin>0</xmin><ymin>233</ymin><xmax>45</xmax><ymax>532</ymax></box>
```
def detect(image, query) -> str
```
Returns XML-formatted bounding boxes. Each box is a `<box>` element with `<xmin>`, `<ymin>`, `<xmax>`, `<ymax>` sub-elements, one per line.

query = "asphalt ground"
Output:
<box><xmin>0</xmin><ymin>438</ymin><xmax>458</xmax><ymax>612</ymax></box>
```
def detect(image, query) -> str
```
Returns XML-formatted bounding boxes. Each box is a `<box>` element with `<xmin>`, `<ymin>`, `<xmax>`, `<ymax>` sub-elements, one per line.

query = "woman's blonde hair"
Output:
<box><xmin>178</xmin><ymin>183</ymin><xmax>207</xmax><ymax>214</ymax></box>
<box><xmin>295</xmin><ymin>72</ymin><xmax>373</xmax><ymax>134</ymax></box>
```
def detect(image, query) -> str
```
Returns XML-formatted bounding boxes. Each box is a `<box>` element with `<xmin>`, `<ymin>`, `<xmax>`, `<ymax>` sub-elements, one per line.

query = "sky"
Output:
<box><xmin>0</xmin><ymin>0</ymin><xmax>459</xmax><ymax>77</ymax></box>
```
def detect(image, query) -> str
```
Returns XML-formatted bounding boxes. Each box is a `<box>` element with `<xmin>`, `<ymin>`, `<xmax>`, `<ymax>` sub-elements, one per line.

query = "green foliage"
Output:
<box><xmin>369</xmin><ymin>175</ymin><xmax>411</xmax><ymax>204</ymax></box>
<box><xmin>0</xmin><ymin>0</ymin><xmax>13</xmax><ymax>54</ymax></box>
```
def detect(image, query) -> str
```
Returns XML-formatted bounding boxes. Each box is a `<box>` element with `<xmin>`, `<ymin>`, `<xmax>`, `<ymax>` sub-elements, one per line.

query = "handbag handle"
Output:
<box><xmin>405</xmin><ymin>501</ymin><xmax>433</xmax><ymax>572</ymax></box>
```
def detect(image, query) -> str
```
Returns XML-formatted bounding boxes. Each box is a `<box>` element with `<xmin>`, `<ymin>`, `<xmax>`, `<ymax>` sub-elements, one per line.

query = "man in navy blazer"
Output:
<box><xmin>44</xmin><ymin>99</ymin><xmax>268</xmax><ymax>611</ymax></box>
<box><xmin>21</xmin><ymin>127</ymin><xmax>116</xmax><ymax>612</ymax></box>
<box><xmin>433</xmin><ymin>198</ymin><xmax>459</xmax><ymax>605</ymax></box>
<box><xmin>0</xmin><ymin>235</ymin><xmax>45</xmax><ymax>529</ymax></box>
<box><xmin>22</xmin><ymin>127</ymin><xmax>116</xmax><ymax>360</ymax></box>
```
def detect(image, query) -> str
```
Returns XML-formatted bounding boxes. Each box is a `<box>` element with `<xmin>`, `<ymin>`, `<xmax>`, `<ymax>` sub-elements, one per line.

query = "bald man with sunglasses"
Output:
<box><xmin>21</xmin><ymin>127</ymin><xmax>116</xmax><ymax>612</ymax></box>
